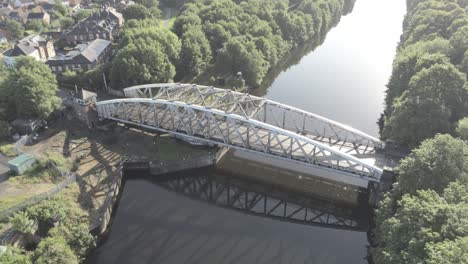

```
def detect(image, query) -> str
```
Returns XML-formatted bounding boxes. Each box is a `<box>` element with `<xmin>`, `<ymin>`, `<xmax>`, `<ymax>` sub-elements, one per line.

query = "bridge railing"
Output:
<box><xmin>96</xmin><ymin>99</ymin><xmax>383</xmax><ymax>182</ymax></box>
<box><xmin>122</xmin><ymin>83</ymin><xmax>384</xmax><ymax>152</ymax></box>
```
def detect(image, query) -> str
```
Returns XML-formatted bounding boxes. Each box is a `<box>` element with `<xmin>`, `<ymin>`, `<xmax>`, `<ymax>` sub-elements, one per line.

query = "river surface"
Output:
<box><xmin>256</xmin><ymin>0</ymin><xmax>406</xmax><ymax>137</ymax></box>
<box><xmin>87</xmin><ymin>0</ymin><xmax>406</xmax><ymax>263</ymax></box>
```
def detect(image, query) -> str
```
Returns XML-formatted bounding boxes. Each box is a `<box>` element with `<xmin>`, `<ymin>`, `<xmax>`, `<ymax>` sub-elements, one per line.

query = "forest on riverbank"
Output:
<box><xmin>371</xmin><ymin>0</ymin><xmax>468</xmax><ymax>263</ymax></box>
<box><xmin>108</xmin><ymin>0</ymin><xmax>356</xmax><ymax>89</ymax></box>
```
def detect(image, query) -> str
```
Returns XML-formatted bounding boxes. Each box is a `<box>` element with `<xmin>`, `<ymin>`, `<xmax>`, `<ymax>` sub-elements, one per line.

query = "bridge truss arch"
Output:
<box><xmin>97</xmin><ymin>92</ymin><xmax>384</xmax><ymax>183</ymax></box>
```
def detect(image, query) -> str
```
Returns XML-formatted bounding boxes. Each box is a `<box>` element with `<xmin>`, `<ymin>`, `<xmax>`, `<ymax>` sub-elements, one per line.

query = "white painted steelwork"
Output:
<box><xmin>97</xmin><ymin>84</ymin><xmax>385</xmax><ymax>183</ymax></box>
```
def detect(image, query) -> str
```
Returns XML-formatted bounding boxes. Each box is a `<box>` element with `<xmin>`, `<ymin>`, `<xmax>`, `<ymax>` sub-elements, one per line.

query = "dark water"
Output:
<box><xmin>88</xmin><ymin>170</ymin><xmax>370</xmax><ymax>264</ymax></box>
<box><xmin>88</xmin><ymin>0</ymin><xmax>406</xmax><ymax>263</ymax></box>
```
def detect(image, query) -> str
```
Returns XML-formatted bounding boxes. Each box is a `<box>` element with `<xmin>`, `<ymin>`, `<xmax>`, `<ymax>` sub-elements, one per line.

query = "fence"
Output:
<box><xmin>12</xmin><ymin>134</ymin><xmax>35</xmax><ymax>155</ymax></box>
<box><xmin>0</xmin><ymin>173</ymin><xmax>77</xmax><ymax>220</ymax></box>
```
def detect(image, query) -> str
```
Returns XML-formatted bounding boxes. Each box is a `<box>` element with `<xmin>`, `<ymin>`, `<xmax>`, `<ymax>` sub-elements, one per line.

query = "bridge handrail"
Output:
<box><xmin>96</xmin><ymin>98</ymin><xmax>383</xmax><ymax>179</ymax></box>
<box><xmin>122</xmin><ymin>83</ymin><xmax>384</xmax><ymax>149</ymax></box>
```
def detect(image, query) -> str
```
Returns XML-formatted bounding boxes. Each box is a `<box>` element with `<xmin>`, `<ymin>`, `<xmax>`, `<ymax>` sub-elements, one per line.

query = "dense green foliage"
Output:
<box><xmin>110</xmin><ymin>0</ymin><xmax>354</xmax><ymax>88</ymax></box>
<box><xmin>381</xmin><ymin>0</ymin><xmax>468</xmax><ymax>147</ymax></box>
<box><xmin>371</xmin><ymin>134</ymin><xmax>468</xmax><ymax>263</ymax></box>
<box><xmin>0</xmin><ymin>57</ymin><xmax>60</xmax><ymax>120</ymax></box>
<box><xmin>122</xmin><ymin>4</ymin><xmax>160</xmax><ymax>20</ymax></box>
<box><xmin>0</xmin><ymin>246</ymin><xmax>31</xmax><ymax>264</ymax></box>
<box><xmin>33</xmin><ymin>236</ymin><xmax>79</xmax><ymax>264</ymax></box>
<box><xmin>456</xmin><ymin>117</ymin><xmax>468</xmax><ymax>140</ymax></box>
<box><xmin>4</xmin><ymin>19</ymin><xmax>25</xmax><ymax>40</ymax></box>
<box><xmin>110</xmin><ymin>24</ymin><xmax>181</xmax><ymax>88</ymax></box>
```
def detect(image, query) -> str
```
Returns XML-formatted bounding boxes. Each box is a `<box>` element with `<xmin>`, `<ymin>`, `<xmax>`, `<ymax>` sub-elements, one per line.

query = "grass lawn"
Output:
<box><xmin>0</xmin><ymin>142</ymin><xmax>16</xmax><ymax>157</ymax></box>
<box><xmin>160</xmin><ymin>7</ymin><xmax>179</xmax><ymax>29</ymax></box>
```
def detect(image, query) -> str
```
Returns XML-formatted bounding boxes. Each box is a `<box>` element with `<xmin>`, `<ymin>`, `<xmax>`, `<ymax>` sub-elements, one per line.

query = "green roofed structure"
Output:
<box><xmin>8</xmin><ymin>153</ymin><xmax>37</xmax><ymax>174</ymax></box>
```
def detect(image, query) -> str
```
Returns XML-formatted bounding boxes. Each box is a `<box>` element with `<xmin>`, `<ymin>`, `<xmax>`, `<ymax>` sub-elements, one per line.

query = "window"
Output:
<box><xmin>89</xmin><ymin>34</ymin><xmax>94</xmax><ymax>40</ymax></box>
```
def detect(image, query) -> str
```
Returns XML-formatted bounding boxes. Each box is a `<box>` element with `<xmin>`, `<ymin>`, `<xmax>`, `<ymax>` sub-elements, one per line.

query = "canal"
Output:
<box><xmin>87</xmin><ymin>0</ymin><xmax>406</xmax><ymax>263</ymax></box>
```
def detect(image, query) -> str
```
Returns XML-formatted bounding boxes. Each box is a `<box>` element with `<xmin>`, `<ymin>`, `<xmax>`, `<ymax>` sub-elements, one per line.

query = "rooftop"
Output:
<box><xmin>50</xmin><ymin>39</ymin><xmax>111</xmax><ymax>63</ymax></box>
<box><xmin>8</xmin><ymin>153</ymin><xmax>36</xmax><ymax>167</ymax></box>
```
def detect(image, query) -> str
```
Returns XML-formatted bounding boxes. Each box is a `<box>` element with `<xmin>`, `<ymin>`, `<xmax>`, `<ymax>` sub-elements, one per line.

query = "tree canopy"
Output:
<box><xmin>0</xmin><ymin>56</ymin><xmax>60</xmax><ymax>120</ymax></box>
<box><xmin>381</xmin><ymin>0</ymin><xmax>468</xmax><ymax>147</ymax></box>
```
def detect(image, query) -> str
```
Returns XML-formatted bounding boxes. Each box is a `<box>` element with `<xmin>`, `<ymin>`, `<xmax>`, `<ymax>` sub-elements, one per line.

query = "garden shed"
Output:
<box><xmin>8</xmin><ymin>153</ymin><xmax>37</xmax><ymax>174</ymax></box>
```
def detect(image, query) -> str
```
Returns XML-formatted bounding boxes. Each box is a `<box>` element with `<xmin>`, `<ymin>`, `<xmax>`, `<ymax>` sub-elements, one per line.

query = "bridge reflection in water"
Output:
<box><xmin>151</xmin><ymin>169</ymin><xmax>369</xmax><ymax>231</ymax></box>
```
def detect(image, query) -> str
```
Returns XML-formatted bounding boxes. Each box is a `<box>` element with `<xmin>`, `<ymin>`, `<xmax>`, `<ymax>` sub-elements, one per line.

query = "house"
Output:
<box><xmin>8</xmin><ymin>11</ymin><xmax>27</xmax><ymax>23</ymax></box>
<box><xmin>2</xmin><ymin>34</ymin><xmax>55</xmax><ymax>65</ymax></box>
<box><xmin>0</xmin><ymin>0</ymin><xmax>13</xmax><ymax>19</ymax></box>
<box><xmin>63</xmin><ymin>8</ymin><xmax>123</xmax><ymax>45</ymax></box>
<box><xmin>11</xmin><ymin>0</ymin><xmax>35</xmax><ymax>9</ymax></box>
<box><xmin>47</xmin><ymin>38</ymin><xmax>111</xmax><ymax>73</ymax></box>
<box><xmin>8</xmin><ymin>153</ymin><xmax>37</xmax><ymax>174</ymax></box>
<box><xmin>27</xmin><ymin>10</ymin><xmax>50</xmax><ymax>24</ymax></box>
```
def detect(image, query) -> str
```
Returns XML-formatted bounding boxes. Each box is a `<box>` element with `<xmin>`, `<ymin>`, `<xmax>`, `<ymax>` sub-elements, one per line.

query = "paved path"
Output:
<box><xmin>164</xmin><ymin>7</ymin><xmax>172</xmax><ymax>28</ymax></box>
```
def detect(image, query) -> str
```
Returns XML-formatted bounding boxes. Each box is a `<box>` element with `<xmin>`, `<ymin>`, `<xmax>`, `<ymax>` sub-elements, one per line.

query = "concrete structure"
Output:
<box><xmin>47</xmin><ymin>39</ymin><xmax>111</xmax><ymax>73</ymax></box>
<box><xmin>97</xmin><ymin>83</ymin><xmax>387</xmax><ymax>187</ymax></box>
<box><xmin>8</xmin><ymin>153</ymin><xmax>36</xmax><ymax>174</ymax></box>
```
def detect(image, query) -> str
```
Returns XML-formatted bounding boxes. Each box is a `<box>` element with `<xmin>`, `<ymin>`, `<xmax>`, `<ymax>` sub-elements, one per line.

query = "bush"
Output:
<box><xmin>0</xmin><ymin>246</ymin><xmax>31</xmax><ymax>264</ymax></box>
<box><xmin>33</xmin><ymin>236</ymin><xmax>78</xmax><ymax>264</ymax></box>
<box><xmin>9</xmin><ymin>211</ymin><xmax>37</xmax><ymax>235</ymax></box>
<box><xmin>0</xmin><ymin>143</ymin><xmax>16</xmax><ymax>157</ymax></box>
<box><xmin>456</xmin><ymin>117</ymin><xmax>468</xmax><ymax>140</ymax></box>
<box><xmin>26</xmin><ymin>198</ymin><xmax>70</xmax><ymax>235</ymax></box>
<box><xmin>49</xmin><ymin>223</ymin><xmax>95</xmax><ymax>257</ymax></box>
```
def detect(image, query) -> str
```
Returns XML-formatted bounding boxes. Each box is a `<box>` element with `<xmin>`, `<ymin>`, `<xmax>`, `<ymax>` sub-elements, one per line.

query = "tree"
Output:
<box><xmin>5</xmin><ymin>19</ymin><xmax>24</xmax><ymax>40</ymax></box>
<box><xmin>122</xmin><ymin>4</ymin><xmax>152</xmax><ymax>20</ymax></box>
<box><xmin>49</xmin><ymin>223</ymin><xmax>95</xmax><ymax>257</ymax></box>
<box><xmin>26</xmin><ymin>198</ymin><xmax>70</xmax><ymax>236</ymax></box>
<box><xmin>0</xmin><ymin>120</ymin><xmax>10</xmax><ymax>140</ymax></box>
<box><xmin>110</xmin><ymin>43</ymin><xmax>176</xmax><ymax>88</ymax></box>
<box><xmin>0</xmin><ymin>246</ymin><xmax>31</xmax><ymax>264</ymax></box>
<box><xmin>217</xmin><ymin>37</ymin><xmax>268</xmax><ymax>87</ymax></box>
<box><xmin>426</xmin><ymin>236</ymin><xmax>468</xmax><ymax>264</ymax></box>
<box><xmin>372</xmin><ymin>189</ymin><xmax>468</xmax><ymax>264</ymax></box>
<box><xmin>406</xmin><ymin>63</ymin><xmax>467</xmax><ymax>121</ymax></box>
<box><xmin>0</xmin><ymin>56</ymin><xmax>60</xmax><ymax>120</ymax></box>
<box><xmin>395</xmin><ymin>134</ymin><xmax>468</xmax><ymax>195</ymax></box>
<box><xmin>456</xmin><ymin>117</ymin><xmax>468</xmax><ymax>140</ymax></box>
<box><xmin>449</xmin><ymin>25</ymin><xmax>468</xmax><ymax>64</ymax></box>
<box><xmin>74</xmin><ymin>9</ymin><xmax>94</xmax><ymax>21</ymax></box>
<box><xmin>10</xmin><ymin>211</ymin><xmax>37</xmax><ymax>235</ymax></box>
<box><xmin>25</xmin><ymin>20</ymin><xmax>46</xmax><ymax>33</ymax></box>
<box><xmin>33</xmin><ymin>236</ymin><xmax>78</xmax><ymax>264</ymax></box>
<box><xmin>177</xmin><ymin>26</ymin><xmax>212</xmax><ymax>78</ymax></box>
<box><xmin>60</xmin><ymin>17</ymin><xmax>74</xmax><ymax>30</ymax></box>
<box><xmin>53</xmin><ymin>0</ymin><xmax>69</xmax><ymax>17</ymax></box>
<box><xmin>382</xmin><ymin>98</ymin><xmax>451</xmax><ymax>147</ymax></box>
<box><xmin>135</xmin><ymin>0</ymin><xmax>159</xmax><ymax>8</ymax></box>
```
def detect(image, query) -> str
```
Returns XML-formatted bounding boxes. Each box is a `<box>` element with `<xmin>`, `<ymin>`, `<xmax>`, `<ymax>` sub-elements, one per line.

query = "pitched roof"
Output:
<box><xmin>47</xmin><ymin>38</ymin><xmax>110</xmax><ymax>64</ymax></box>
<box><xmin>27</xmin><ymin>12</ymin><xmax>47</xmax><ymax>19</ymax></box>
<box><xmin>8</xmin><ymin>153</ymin><xmax>36</xmax><ymax>167</ymax></box>
<box><xmin>10</xmin><ymin>35</ymin><xmax>47</xmax><ymax>56</ymax></box>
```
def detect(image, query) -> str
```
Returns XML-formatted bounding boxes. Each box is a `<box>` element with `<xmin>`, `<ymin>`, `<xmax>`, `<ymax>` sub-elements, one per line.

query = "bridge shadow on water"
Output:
<box><xmin>87</xmin><ymin>167</ymin><xmax>371</xmax><ymax>264</ymax></box>
<box><xmin>149</xmin><ymin>169</ymin><xmax>370</xmax><ymax>232</ymax></box>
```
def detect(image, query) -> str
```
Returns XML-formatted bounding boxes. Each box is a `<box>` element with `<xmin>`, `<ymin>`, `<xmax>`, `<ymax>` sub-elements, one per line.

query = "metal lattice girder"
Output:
<box><xmin>96</xmin><ymin>98</ymin><xmax>384</xmax><ymax>182</ymax></box>
<box><xmin>123</xmin><ymin>83</ymin><xmax>384</xmax><ymax>154</ymax></box>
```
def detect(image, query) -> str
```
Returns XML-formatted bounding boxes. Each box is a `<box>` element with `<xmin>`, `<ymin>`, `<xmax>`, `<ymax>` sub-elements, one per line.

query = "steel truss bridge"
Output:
<box><xmin>97</xmin><ymin>83</ymin><xmax>385</xmax><ymax>185</ymax></box>
<box><xmin>155</xmin><ymin>172</ymin><xmax>369</xmax><ymax>231</ymax></box>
